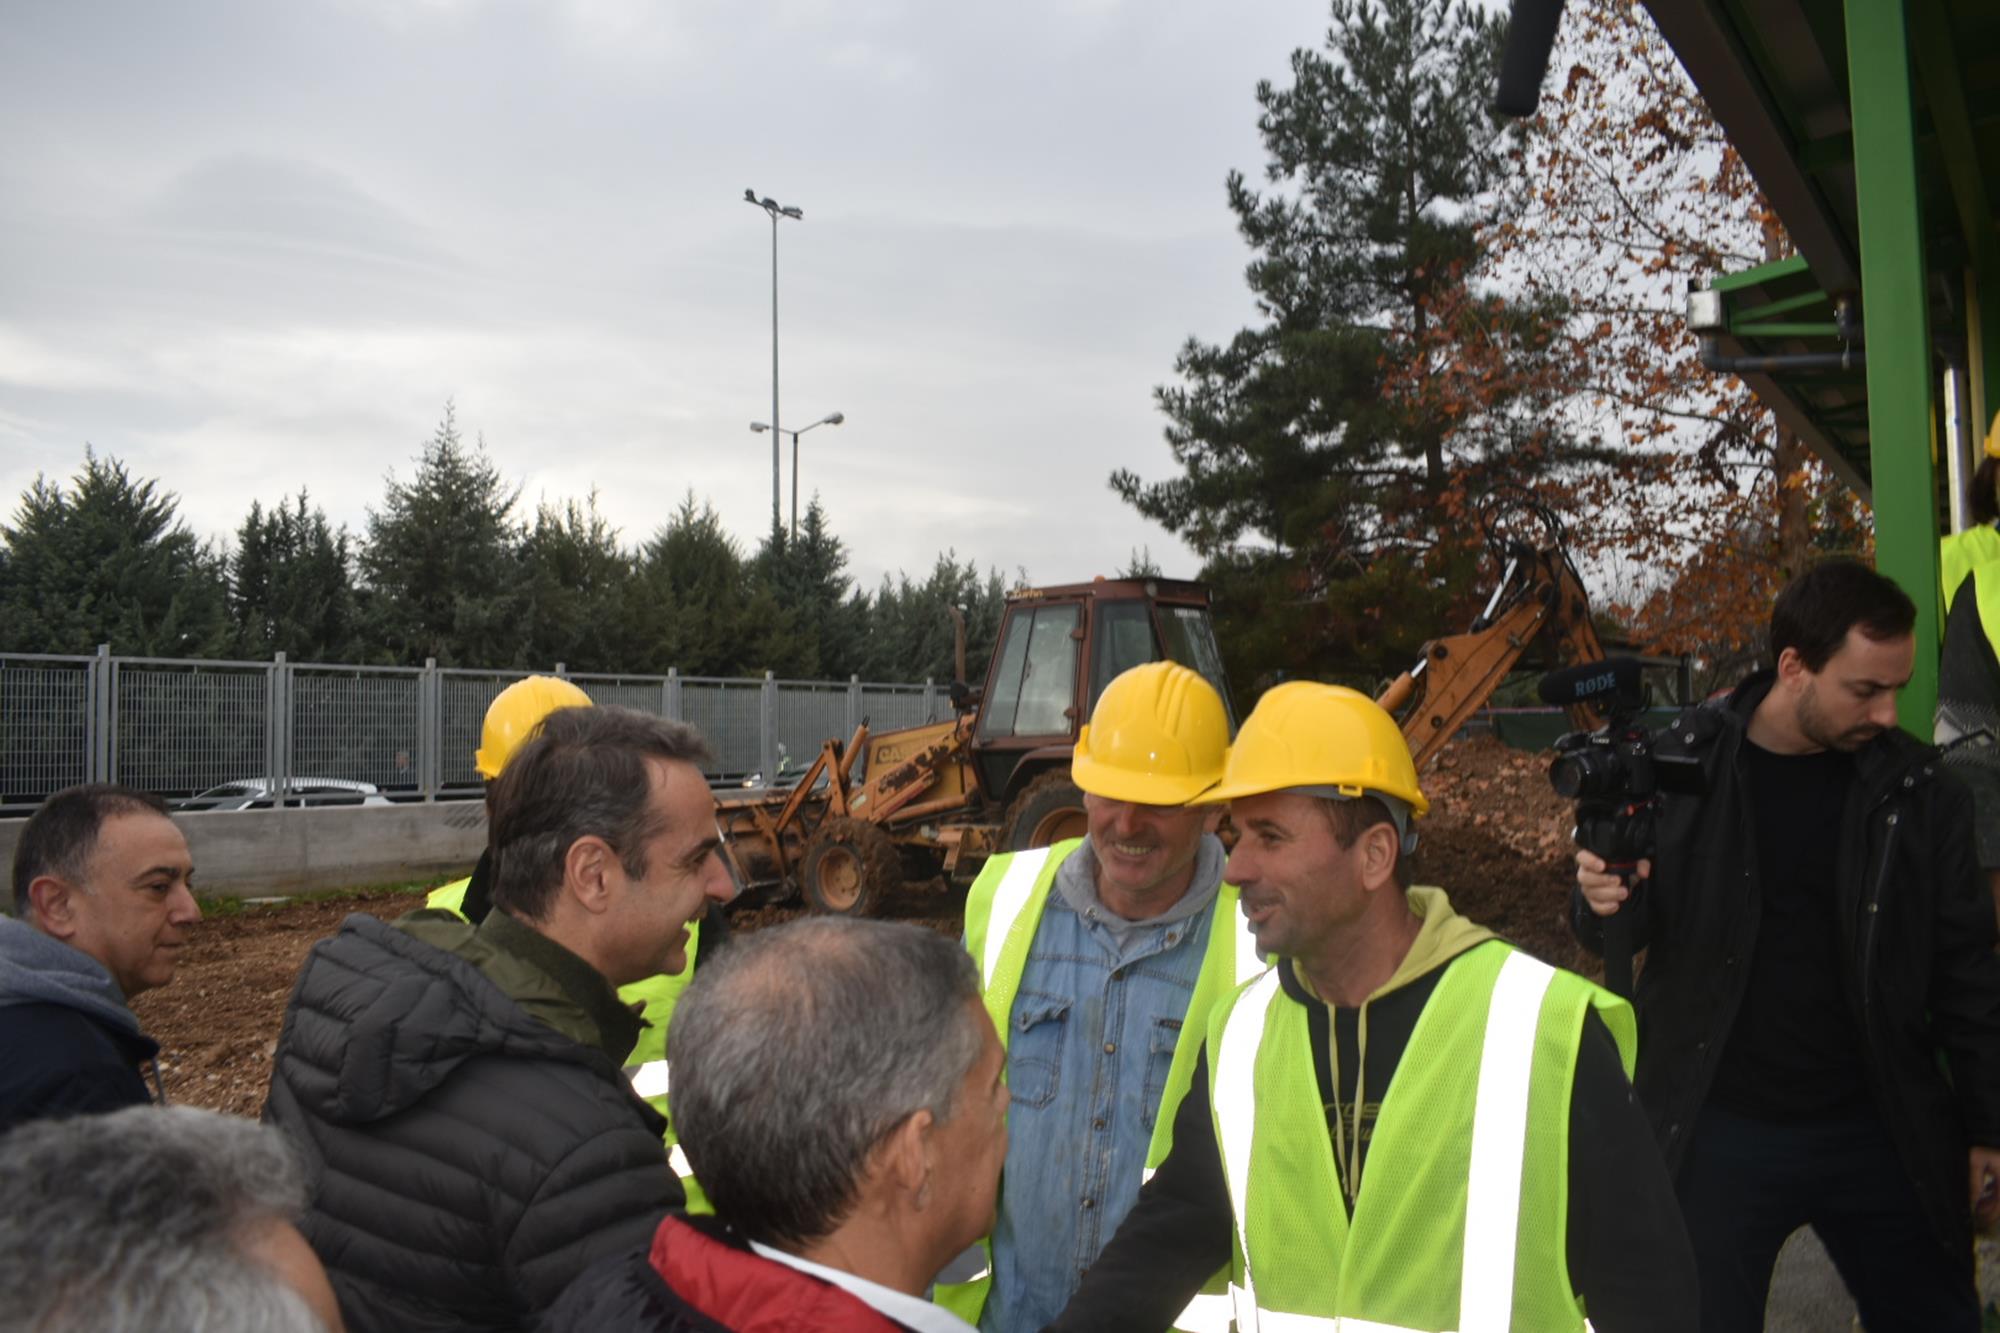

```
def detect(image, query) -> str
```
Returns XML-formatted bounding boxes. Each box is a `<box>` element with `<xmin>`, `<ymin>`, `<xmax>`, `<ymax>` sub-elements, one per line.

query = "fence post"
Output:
<box><xmin>420</xmin><ymin>658</ymin><xmax>439</xmax><ymax>801</ymax></box>
<box><xmin>665</xmin><ymin>668</ymin><xmax>681</xmax><ymax>722</ymax></box>
<box><xmin>760</xmin><ymin>672</ymin><xmax>777</xmax><ymax>785</ymax></box>
<box><xmin>268</xmin><ymin>652</ymin><xmax>291</xmax><ymax>792</ymax></box>
<box><xmin>555</xmin><ymin>661</ymin><xmax>567</xmax><ymax>677</ymax></box>
<box><xmin>847</xmin><ymin>674</ymin><xmax>861</xmax><ymax>736</ymax></box>
<box><xmin>88</xmin><ymin>644</ymin><xmax>113</xmax><ymax>783</ymax></box>
<box><xmin>923</xmin><ymin>676</ymin><xmax>937</xmax><ymax>721</ymax></box>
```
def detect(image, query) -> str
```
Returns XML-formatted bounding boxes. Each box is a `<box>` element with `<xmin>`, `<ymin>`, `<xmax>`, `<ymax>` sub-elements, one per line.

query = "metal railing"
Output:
<box><xmin>0</xmin><ymin>647</ymin><xmax>940</xmax><ymax>812</ymax></box>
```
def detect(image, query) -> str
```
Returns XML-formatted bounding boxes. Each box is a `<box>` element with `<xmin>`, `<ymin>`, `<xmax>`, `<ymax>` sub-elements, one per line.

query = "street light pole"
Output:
<box><xmin>744</xmin><ymin>189</ymin><xmax>803</xmax><ymax>536</ymax></box>
<box><xmin>750</xmin><ymin>411</ymin><xmax>844</xmax><ymax>540</ymax></box>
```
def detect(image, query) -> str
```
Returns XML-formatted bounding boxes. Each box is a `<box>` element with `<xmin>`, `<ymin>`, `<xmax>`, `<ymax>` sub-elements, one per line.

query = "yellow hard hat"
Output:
<box><xmin>1195</xmin><ymin>681</ymin><xmax>1428</xmax><ymax>816</ymax></box>
<box><xmin>475</xmin><ymin>675</ymin><xmax>594</xmax><ymax>779</ymax></box>
<box><xmin>1987</xmin><ymin>410</ymin><xmax>2000</xmax><ymax>460</ymax></box>
<box><xmin>1070</xmin><ymin>662</ymin><xmax>1229</xmax><ymax>806</ymax></box>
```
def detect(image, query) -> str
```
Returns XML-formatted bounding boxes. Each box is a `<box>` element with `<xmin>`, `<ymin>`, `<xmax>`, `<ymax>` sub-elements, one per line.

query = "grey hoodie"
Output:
<box><xmin>0</xmin><ymin>915</ymin><xmax>161</xmax><ymax>1130</ymax></box>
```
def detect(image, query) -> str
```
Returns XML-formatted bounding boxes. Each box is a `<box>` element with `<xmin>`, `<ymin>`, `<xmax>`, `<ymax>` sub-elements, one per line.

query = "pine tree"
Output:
<box><xmin>357</xmin><ymin>402</ymin><xmax>523</xmax><ymax>666</ymax></box>
<box><xmin>230</xmin><ymin>491</ymin><xmax>359</xmax><ymax>661</ymax></box>
<box><xmin>0</xmin><ymin>451</ymin><xmax>230</xmax><ymax>656</ymax></box>
<box><xmin>1110</xmin><ymin>0</ymin><xmax>1574</xmax><ymax>677</ymax></box>
<box><xmin>515</xmin><ymin>492</ymin><xmax>636</xmax><ymax>672</ymax></box>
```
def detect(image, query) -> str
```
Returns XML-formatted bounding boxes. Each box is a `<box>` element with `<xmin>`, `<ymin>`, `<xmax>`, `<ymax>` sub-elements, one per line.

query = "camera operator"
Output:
<box><xmin>1572</xmin><ymin>559</ymin><xmax>2000</xmax><ymax>1332</ymax></box>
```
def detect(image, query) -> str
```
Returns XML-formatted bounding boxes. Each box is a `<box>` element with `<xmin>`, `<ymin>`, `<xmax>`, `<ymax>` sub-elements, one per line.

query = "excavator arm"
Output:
<box><xmin>1376</xmin><ymin>536</ymin><xmax>1606</xmax><ymax>769</ymax></box>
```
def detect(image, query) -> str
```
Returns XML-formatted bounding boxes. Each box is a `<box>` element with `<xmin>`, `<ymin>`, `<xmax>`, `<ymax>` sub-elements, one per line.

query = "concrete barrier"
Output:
<box><xmin>0</xmin><ymin>802</ymin><xmax>485</xmax><ymax>898</ymax></box>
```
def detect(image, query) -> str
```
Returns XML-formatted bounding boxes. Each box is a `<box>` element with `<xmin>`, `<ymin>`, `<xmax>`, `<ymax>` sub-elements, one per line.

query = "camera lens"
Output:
<box><xmin>1549</xmin><ymin>754</ymin><xmax>1589</xmax><ymax>799</ymax></box>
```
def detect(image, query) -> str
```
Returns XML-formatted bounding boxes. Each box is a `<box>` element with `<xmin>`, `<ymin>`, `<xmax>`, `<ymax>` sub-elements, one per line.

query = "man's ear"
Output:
<box><xmin>560</xmin><ymin>836</ymin><xmax>617</xmax><ymax>916</ymax></box>
<box><xmin>1359</xmin><ymin>822</ymin><xmax>1400</xmax><ymax>894</ymax></box>
<box><xmin>27</xmin><ymin>876</ymin><xmax>79</xmax><ymax>937</ymax></box>
<box><xmin>1200</xmin><ymin>805</ymin><xmax>1224</xmax><ymax>835</ymax></box>
<box><xmin>880</xmin><ymin>1109</ymin><xmax>935</xmax><ymax>1207</ymax></box>
<box><xmin>1774</xmin><ymin>646</ymin><xmax>1809</xmax><ymax>687</ymax></box>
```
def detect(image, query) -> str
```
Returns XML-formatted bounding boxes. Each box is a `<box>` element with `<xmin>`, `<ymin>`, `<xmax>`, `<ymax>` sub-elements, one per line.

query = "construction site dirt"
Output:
<box><xmin>133</xmin><ymin>732</ymin><xmax>1584</xmax><ymax>1119</ymax></box>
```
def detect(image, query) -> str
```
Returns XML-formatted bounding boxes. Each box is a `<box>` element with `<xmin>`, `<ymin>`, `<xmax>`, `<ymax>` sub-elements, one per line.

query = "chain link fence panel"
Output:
<box><xmin>1</xmin><ymin>657</ymin><xmax>94</xmax><ymax>810</ymax></box>
<box><xmin>292</xmin><ymin>666</ymin><xmax>425</xmax><ymax>794</ymax></box>
<box><xmin>113</xmin><ymin>662</ymin><xmax>269</xmax><ymax>798</ymax></box>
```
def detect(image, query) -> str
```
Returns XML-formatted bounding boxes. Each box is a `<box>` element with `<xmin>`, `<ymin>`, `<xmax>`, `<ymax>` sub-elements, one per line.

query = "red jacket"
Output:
<box><xmin>541</xmin><ymin>1214</ymin><xmax>916</xmax><ymax>1333</ymax></box>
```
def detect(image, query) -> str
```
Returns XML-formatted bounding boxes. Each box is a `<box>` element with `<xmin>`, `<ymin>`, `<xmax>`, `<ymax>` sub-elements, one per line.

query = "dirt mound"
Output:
<box><xmin>136</xmin><ymin>731</ymin><xmax>1593</xmax><ymax>1115</ymax></box>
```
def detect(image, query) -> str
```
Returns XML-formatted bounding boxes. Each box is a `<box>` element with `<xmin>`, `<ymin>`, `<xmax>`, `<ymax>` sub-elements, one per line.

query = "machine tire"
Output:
<box><xmin>800</xmin><ymin>817</ymin><xmax>902</xmax><ymax>917</ymax></box>
<box><xmin>1000</xmin><ymin>771</ymin><xmax>1088</xmax><ymax>852</ymax></box>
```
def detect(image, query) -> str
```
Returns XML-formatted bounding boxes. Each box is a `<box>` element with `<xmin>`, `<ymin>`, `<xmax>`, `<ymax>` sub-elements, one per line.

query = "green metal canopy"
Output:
<box><xmin>1633</xmin><ymin>0</ymin><xmax>2000</xmax><ymax>728</ymax></box>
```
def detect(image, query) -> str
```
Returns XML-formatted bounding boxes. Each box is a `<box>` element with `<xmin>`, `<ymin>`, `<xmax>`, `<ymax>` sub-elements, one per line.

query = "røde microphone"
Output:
<box><xmin>1536</xmin><ymin>656</ymin><xmax>1644</xmax><ymax>709</ymax></box>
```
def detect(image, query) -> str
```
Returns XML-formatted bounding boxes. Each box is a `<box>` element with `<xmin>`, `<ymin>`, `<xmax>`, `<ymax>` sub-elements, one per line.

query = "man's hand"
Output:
<box><xmin>1577</xmin><ymin>850</ymin><xmax>1651</xmax><ymax>919</ymax></box>
<box><xmin>1970</xmin><ymin>1147</ymin><xmax>2000</xmax><ymax>1231</ymax></box>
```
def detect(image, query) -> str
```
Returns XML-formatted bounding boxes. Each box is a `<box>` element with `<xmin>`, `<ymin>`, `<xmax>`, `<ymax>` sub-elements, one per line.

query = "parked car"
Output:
<box><xmin>180</xmin><ymin>778</ymin><xmax>391</xmax><ymax>812</ymax></box>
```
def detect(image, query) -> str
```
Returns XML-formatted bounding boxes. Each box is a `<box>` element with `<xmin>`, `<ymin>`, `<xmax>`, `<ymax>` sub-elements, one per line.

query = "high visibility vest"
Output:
<box><xmin>936</xmin><ymin>839</ymin><xmax>1265</xmax><ymax>1332</ymax></box>
<box><xmin>1941</xmin><ymin>526</ymin><xmax>2000</xmax><ymax>660</ymax></box>
<box><xmin>1208</xmin><ymin>940</ymin><xmax>1635</xmax><ymax>1333</ymax></box>
<box><xmin>424</xmin><ymin>877</ymin><xmax>709</xmax><ymax>1211</ymax></box>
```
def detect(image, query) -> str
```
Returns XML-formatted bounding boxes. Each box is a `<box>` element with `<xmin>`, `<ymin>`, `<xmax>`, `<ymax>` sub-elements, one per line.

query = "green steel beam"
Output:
<box><xmin>1845</xmin><ymin>0</ymin><xmax>1940</xmax><ymax>732</ymax></box>
<box><xmin>1909</xmin><ymin>3</ymin><xmax>1999</xmax><ymax>275</ymax></box>
<box><xmin>1729</xmin><ymin>289</ymin><xmax>1833</xmax><ymax>324</ymax></box>
<box><xmin>1709</xmin><ymin>254</ymin><xmax>1812</xmax><ymax>294</ymax></box>
<box><xmin>1972</xmin><ymin>264</ymin><xmax>2000</xmax><ymax>445</ymax></box>
<box><xmin>1731</xmin><ymin>321</ymin><xmax>1846</xmax><ymax>338</ymax></box>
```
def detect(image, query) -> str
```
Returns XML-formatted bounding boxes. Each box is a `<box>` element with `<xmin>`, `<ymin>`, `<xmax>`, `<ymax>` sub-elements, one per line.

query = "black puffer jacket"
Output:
<box><xmin>1573</xmin><ymin>672</ymin><xmax>2000</xmax><ymax>1253</ymax></box>
<box><xmin>263</xmin><ymin>911</ymin><xmax>681</xmax><ymax>1333</ymax></box>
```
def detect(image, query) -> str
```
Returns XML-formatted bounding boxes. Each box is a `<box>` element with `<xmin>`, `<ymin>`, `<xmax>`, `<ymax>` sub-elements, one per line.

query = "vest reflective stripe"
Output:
<box><xmin>628</xmin><ymin>1060</ymin><xmax>671</xmax><ymax>1101</ymax></box>
<box><xmin>981</xmin><ymin>846</ymin><xmax>1055</xmax><ymax>986</ymax></box>
<box><xmin>1233</xmin><ymin>901</ymin><xmax>1266</xmax><ymax>984</ymax></box>
<box><xmin>1173</xmin><ymin>1288</ymin><xmax>1236</xmax><ymax>1333</ymax></box>
<box><xmin>1216</xmin><ymin>969</ymin><xmax>1284</xmax><ymax>1326</ymax></box>
<box><xmin>1459</xmin><ymin>952</ymin><xmax>1555</xmax><ymax>1333</ymax></box>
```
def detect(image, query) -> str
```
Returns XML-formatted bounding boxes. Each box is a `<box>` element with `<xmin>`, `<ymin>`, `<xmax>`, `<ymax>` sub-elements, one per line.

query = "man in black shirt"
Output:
<box><xmin>1576</xmin><ymin>559</ymin><xmax>2000</xmax><ymax>1332</ymax></box>
<box><xmin>1052</xmin><ymin>683</ymin><xmax>1695</xmax><ymax>1332</ymax></box>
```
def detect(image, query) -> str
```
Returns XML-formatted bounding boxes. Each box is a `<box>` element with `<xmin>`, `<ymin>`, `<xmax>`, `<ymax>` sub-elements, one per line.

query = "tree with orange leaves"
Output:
<box><xmin>1464</xmin><ymin>0</ymin><xmax>1871</xmax><ymax>685</ymax></box>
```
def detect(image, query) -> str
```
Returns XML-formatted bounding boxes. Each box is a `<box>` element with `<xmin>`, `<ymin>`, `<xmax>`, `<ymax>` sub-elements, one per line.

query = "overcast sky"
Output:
<box><xmin>0</xmin><ymin>0</ymin><xmax>1347</xmax><ymax>591</ymax></box>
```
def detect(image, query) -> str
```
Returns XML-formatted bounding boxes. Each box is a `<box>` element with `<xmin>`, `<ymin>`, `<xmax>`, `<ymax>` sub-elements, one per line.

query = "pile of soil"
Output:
<box><xmin>136</xmin><ymin>732</ymin><xmax>1593</xmax><ymax>1116</ymax></box>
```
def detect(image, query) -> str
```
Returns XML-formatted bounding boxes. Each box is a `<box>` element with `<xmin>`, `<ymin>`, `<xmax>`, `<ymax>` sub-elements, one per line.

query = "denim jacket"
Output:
<box><xmin>979</xmin><ymin>835</ymin><xmax>1226</xmax><ymax>1333</ymax></box>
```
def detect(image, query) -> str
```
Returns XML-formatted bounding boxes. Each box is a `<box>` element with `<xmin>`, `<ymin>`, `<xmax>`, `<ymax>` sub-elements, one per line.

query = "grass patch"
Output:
<box><xmin>196</xmin><ymin>876</ymin><xmax>460</xmax><ymax>918</ymax></box>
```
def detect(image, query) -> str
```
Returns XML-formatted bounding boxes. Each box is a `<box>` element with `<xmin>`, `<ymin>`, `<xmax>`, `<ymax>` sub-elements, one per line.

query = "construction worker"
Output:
<box><xmin>1050</xmin><ymin>682</ymin><xmax>1696</xmax><ymax>1332</ymax></box>
<box><xmin>1939</xmin><ymin>413</ymin><xmax>2000</xmax><ymax>914</ymax></box>
<box><xmin>936</xmin><ymin>660</ymin><xmax>1260</xmax><ymax>1333</ymax></box>
<box><xmin>426</xmin><ymin>675</ymin><xmax>718</xmax><ymax>1205</ymax></box>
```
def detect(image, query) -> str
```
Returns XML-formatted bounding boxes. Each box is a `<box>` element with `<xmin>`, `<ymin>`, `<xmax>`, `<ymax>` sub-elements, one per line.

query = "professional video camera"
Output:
<box><xmin>1538</xmin><ymin>657</ymin><xmax>1705</xmax><ymax>995</ymax></box>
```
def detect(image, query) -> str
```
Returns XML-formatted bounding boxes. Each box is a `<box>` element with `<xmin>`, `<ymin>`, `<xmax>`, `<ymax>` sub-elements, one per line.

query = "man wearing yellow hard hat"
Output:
<box><xmin>1049</xmin><ymin>682</ymin><xmax>1696</xmax><ymax>1333</ymax></box>
<box><xmin>936</xmin><ymin>661</ymin><xmax>1261</xmax><ymax>1333</ymax></box>
<box><xmin>426</xmin><ymin>675</ymin><xmax>725</xmax><ymax>1206</ymax></box>
<box><xmin>1939</xmin><ymin>412</ymin><xmax>2000</xmax><ymax>913</ymax></box>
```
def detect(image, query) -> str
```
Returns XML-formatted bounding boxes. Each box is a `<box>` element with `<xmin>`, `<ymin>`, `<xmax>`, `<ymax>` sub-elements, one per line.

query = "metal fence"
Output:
<box><xmin>0</xmin><ymin>647</ymin><xmax>940</xmax><ymax>812</ymax></box>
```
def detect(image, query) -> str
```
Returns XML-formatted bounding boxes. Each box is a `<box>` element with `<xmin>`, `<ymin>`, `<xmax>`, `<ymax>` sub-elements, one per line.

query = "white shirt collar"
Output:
<box><xmin>746</xmin><ymin>1240</ymin><xmax>977</xmax><ymax>1333</ymax></box>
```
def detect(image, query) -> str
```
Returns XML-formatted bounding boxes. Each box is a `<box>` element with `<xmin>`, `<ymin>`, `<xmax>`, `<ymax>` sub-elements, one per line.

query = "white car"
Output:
<box><xmin>181</xmin><ymin>778</ymin><xmax>391</xmax><ymax>811</ymax></box>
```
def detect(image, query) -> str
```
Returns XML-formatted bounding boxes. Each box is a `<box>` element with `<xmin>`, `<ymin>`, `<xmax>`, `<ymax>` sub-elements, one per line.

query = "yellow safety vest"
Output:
<box><xmin>424</xmin><ymin>877</ymin><xmax>709</xmax><ymax>1211</ymax></box>
<box><xmin>1208</xmin><ymin>940</ymin><xmax>1634</xmax><ymax>1333</ymax></box>
<box><xmin>1941</xmin><ymin>526</ymin><xmax>2000</xmax><ymax>660</ymax></box>
<box><xmin>936</xmin><ymin>839</ymin><xmax>1264</xmax><ymax>1332</ymax></box>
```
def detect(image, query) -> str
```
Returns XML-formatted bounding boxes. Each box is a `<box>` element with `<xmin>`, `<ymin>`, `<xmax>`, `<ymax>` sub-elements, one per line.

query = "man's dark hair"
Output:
<box><xmin>668</xmin><ymin>917</ymin><xmax>985</xmax><ymax>1248</ymax></box>
<box><xmin>1321</xmin><ymin>795</ymin><xmax>1412</xmax><ymax>890</ymax></box>
<box><xmin>485</xmin><ymin>706</ymin><xmax>711</xmax><ymax>921</ymax></box>
<box><xmin>1973</xmin><ymin>455</ymin><xmax>1999</xmax><ymax>527</ymax></box>
<box><xmin>1769</xmin><ymin>558</ymin><xmax>1918</xmax><ymax>672</ymax></box>
<box><xmin>12</xmin><ymin>784</ymin><xmax>172</xmax><ymax>917</ymax></box>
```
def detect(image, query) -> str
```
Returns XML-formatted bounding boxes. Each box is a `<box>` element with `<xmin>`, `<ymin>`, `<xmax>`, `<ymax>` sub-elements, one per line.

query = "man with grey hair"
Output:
<box><xmin>264</xmin><ymin>705</ymin><xmax>738</xmax><ymax>1333</ymax></box>
<box><xmin>543</xmin><ymin>917</ymin><xmax>1008</xmax><ymax>1333</ymax></box>
<box><xmin>0</xmin><ymin>1104</ymin><xmax>343</xmax><ymax>1332</ymax></box>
